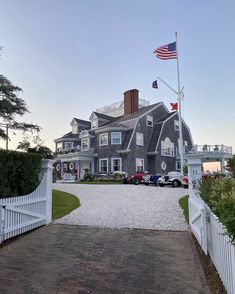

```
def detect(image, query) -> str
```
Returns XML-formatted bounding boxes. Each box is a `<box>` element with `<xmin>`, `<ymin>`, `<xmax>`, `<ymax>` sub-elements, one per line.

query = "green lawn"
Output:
<box><xmin>179</xmin><ymin>195</ymin><xmax>189</xmax><ymax>224</ymax></box>
<box><xmin>52</xmin><ymin>189</ymin><xmax>80</xmax><ymax>220</ymax></box>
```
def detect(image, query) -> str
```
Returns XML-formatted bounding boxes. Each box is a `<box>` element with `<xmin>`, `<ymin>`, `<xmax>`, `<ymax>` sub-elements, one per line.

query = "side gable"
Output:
<box><xmin>154</xmin><ymin>112</ymin><xmax>194</xmax><ymax>152</ymax></box>
<box><xmin>127</xmin><ymin>102</ymin><xmax>169</xmax><ymax>150</ymax></box>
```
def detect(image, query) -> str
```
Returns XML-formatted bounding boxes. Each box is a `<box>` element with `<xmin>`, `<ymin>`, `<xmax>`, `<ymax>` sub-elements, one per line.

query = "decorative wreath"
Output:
<box><xmin>55</xmin><ymin>164</ymin><xmax>61</xmax><ymax>171</ymax></box>
<box><xmin>69</xmin><ymin>162</ymin><xmax>75</xmax><ymax>171</ymax></box>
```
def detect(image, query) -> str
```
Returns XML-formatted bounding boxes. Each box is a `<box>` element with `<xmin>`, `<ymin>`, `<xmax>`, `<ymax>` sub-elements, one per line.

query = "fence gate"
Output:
<box><xmin>0</xmin><ymin>174</ymin><xmax>48</xmax><ymax>243</ymax></box>
<box><xmin>189</xmin><ymin>196</ymin><xmax>207</xmax><ymax>254</ymax></box>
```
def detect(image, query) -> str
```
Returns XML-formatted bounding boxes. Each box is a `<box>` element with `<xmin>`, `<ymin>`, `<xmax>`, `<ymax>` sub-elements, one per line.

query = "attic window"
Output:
<box><xmin>91</xmin><ymin>120</ymin><xmax>96</xmax><ymax>129</ymax></box>
<box><xmin>146</xmin><ymin>115</ymin><xmax>153</xmax><ymax>127</ymax></box>
<box><xmin>174</xmin><ymin>120</ymin><xmax>179</xmax><ymax>131</ymax></box>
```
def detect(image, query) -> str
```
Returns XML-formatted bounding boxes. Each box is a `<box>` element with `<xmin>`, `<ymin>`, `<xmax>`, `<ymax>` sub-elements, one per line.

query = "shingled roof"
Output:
<box><xmin>100</xmin><ymin>102</ymin><xmax>162</xmax><ymax>128</ymax></box>
<box><xmin>73</xmin><ymin>118</ymin><xmax>91</xmax><ymax>126</ymax></box>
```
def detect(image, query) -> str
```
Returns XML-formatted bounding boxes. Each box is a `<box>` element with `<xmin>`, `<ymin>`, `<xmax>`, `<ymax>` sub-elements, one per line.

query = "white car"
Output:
<box><xmin>158</xmin><ymin>171</ymin><xmax>184</xmax><ymax>188</ymax></box>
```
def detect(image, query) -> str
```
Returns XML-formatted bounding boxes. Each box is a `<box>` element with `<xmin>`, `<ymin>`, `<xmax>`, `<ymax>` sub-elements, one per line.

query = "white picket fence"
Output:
<box><xmin>206</xmin><ymin>205</ymin><xmax>235</xmax><ymax>294</ymax></box>
<box><xmin>0</xmin><ymin>160</ymin><xmax>53</xmax><ymax>243</ymax></box>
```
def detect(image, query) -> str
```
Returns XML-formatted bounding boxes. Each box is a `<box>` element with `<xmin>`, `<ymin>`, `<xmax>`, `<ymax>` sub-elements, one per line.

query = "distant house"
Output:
<box><xmin>54</xmin><ymin>89</ymin><xmax>193</xmax><ymax>180</ymax></box>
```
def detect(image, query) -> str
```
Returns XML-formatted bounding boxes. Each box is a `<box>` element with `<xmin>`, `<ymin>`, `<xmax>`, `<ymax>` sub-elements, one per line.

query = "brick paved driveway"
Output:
<box><xmin>0</xmin><ymin>224</ymin><xmax>209</xmax><ymax>294</ymax></box>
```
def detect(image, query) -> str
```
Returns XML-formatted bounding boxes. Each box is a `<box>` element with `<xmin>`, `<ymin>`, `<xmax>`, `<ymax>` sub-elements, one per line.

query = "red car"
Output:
<box><xmin>181</xmin><ymin>176</ymin><xmax>188</xmax><ymax>188</ymax></box>
<box><xmin>123</xmin><ymin>172</ymin><xmax>146</xmax><ymax>185</ymax></box>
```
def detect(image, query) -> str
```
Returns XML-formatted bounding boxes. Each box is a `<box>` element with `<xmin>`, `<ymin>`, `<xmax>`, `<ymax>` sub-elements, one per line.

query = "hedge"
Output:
<box><xmin>0</xmin><ymin>149</ymin><xmax>42</xmax><ymax>198</ymax></box>
<box><xmin>198</xmin><ymin>177</ymin><xmax>235</xmax><ymax>243</ymax></box>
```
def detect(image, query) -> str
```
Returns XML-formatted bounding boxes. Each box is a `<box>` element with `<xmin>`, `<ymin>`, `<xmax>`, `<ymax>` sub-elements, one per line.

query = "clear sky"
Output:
<box><xmin>0</xmin><ymin>0</ymin><xmax>234</xmax><ymax>152</ymax></box>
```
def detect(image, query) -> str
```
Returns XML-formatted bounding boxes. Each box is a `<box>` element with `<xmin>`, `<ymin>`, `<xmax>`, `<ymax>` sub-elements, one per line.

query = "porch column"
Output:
<box><xmin>221</xmin><ymin>158</ymin><xmax>225</xmax><ymax>173</ymax></box>
<box><xmin>186</xmin><ymin>154</ymin><xmax>203</xmax><ymax>199</ymax></box>
<box><xmin>77</xmin><ymin>160</ymin><xmax>80</xmax><ymax>180</ymax></box>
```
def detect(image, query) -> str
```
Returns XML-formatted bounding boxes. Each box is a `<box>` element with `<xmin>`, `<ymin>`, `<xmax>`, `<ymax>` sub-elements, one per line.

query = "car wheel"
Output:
<box><xmin>134</xmin><ymin>179</ymin><xmax>139</xmax><ymax>185</ymax></box>
<box><xmin>159</xmin><ymin>183</ymin><xmax>164</xmax><ymax>187</ymax></box>
<box><xmin>172</xmin><ymin>180</ymin><xmax>180</xmax><ymax>188</ymax></box>
<box><xmin>123</xmin><ymin>178</ymin><xmax>128</xmax><ymax>184</ymax></box>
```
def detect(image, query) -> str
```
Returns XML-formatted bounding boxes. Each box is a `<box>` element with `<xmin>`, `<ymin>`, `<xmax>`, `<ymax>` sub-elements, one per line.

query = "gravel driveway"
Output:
<box><xmin>53</xmin><ymin>184</ymin><xmax>189</xmax><ymax>231</ymax></box>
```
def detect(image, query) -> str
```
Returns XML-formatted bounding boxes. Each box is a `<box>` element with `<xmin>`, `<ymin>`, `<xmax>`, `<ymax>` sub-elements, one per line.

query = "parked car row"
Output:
<box><xmin>123</xmin><ymin>171</ymin><xmax>189</xmax><ymax>188</ymax></box>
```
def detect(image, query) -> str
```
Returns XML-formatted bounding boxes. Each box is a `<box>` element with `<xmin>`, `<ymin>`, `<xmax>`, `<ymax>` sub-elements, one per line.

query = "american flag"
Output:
<box><xmin>153</xmin><ymin>42</ymin><xmax>177</xmax><ymax>60</ymax></box>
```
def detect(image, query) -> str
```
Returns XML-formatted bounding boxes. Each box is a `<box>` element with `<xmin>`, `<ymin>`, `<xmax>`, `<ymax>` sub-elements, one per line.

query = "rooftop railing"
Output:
<box><xmin>190</xmin><ymin>144</ymin><xmax>232</xmax><ymax>155</ymax></box>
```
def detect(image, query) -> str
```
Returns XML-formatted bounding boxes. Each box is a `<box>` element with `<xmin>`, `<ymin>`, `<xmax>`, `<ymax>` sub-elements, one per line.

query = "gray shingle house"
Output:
<box><xmin>54</xmin><ymin>89</ymin><xmax>193</xmax><ymax>180</ymax></box>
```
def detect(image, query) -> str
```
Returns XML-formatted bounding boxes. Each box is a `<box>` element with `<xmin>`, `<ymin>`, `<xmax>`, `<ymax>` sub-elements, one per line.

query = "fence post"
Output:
<box><xmin>0</xmin><ymin>205</ymin><xmax>3</xmax><ymax>243</ymax></box>
<box><xmin>40</xmin><ymin>159</ymin><xmax>55</xmax><ymax>224</ymax></box>
<box><xmin>231</xmin><ymin>245</ymin><xmax>235</xmax><ymax>294</ymax></box>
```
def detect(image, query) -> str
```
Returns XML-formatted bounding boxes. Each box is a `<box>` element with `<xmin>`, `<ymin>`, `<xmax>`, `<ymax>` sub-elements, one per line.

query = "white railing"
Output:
<box><xmin>206</xmin><ymin>206</ymin><xmax>235</xmax><ymax>294</ymax></box>
<box><xmin>0</xmin><ymin>160</ymin><xmax>53</xmax><ymax>243</ymax></box>
<box><xmin>192</xmin><ymin>144</ymin><xmax>232</xmax><ymax>155</ymax></box>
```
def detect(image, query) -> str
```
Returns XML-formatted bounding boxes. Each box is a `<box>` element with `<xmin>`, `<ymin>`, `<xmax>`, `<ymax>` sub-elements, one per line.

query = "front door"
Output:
<box><xmin>80</xmin><ymin>161</ymin><xmax>91</xmax><ymax>179</ymax></box>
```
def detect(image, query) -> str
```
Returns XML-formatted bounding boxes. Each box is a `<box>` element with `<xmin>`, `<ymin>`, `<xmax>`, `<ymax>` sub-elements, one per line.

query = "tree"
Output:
<box><xmin>227</xmin><ymin>155</ymin><xmax>235</xmax><ymax>178</ymax></box>
<box><xmin>0</xmin><ymin>74</ymin><xmax>41</xmax><ymax>141</ymax></box>
<box><xmin>17</xmin><ymin>139</ymin><xmax>54</xmax><ymax>159</ymax></box>
<box><xmin>28</xmin><ymin>145</ymin><xmax>54</xmax><ymax>159</ymax></box>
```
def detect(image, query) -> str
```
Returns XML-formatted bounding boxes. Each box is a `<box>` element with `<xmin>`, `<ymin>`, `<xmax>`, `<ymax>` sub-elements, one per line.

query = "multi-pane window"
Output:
<box><xmin>136</xmin><ymin>132</ymin><xmax>144</xmax><ymax>146</ymax></box>
<box><xmin>99</xmin><ymin>133</ymin><xmax>108</xmax><ymax>146</ymax></box>
<box><xmin>136</xmin><ymin>158</ymin><xmax>144</xmax><ymax>173</ymax></box>
<box><xmin>146</xmin><ymin>115</ymin><xmax>153</xmax><ymax>127</ymax></box>
<box><xmin>161</xmin><ymin>137</ymin><xmax>174</xmax><ymax>157</ymax></box>
<box><xmin>99</xmin><ymin>158</ymin><xmax>108</xmax><ymax>173</ymax></box>
<box><xmin>65</xmin><ymin>142</ymin><xmax>73</xmax><ymax>149</ymax></box>
<box><xmin>81</xmin><ymin>138</ymin><xmax>89</xmax><ymax>151</ymax></box>
<box><xmin>111</xmin><ymin>158</ymin><xmax>122</xmax><ymax>172</ymax></box>
<box><xmin>111</xmin><ymin>132</ymin><xmax>122</xmax><ymax>144</ymax></box>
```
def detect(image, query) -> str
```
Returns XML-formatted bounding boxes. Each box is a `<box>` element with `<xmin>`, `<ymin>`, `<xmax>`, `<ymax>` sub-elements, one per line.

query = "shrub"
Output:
<box><xmin>0</xmin><ymin>149</ymin><xmax>42</xmax><ymax>198</ymax></box>
<box><xmin>198</xmin><ymin>177</ymin><xmax>235</xmax><ymax>243</ymax></box>
<box><xmin>83</xmin><ymin>172</ymin><xmax>95</xmax><ymax>182</ymax></box>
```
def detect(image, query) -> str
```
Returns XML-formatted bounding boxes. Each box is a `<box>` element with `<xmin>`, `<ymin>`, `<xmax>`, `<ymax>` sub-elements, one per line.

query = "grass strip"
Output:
<box><xmin>179</xmin><ymin>195</ymin><xmax>189</xmax><ymax>224</ymax></box>
<box><xmin>52</xmin><ymin>189</ymin><xmax>80</xmax><ymax>220</ymax></box>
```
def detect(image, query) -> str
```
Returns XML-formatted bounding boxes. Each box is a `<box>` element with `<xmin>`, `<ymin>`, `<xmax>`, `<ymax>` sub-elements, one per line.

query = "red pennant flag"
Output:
<box><xmin>170</xmin><ymin>103</ymin><xmax>178</xmax><ymax>111</ymax></box>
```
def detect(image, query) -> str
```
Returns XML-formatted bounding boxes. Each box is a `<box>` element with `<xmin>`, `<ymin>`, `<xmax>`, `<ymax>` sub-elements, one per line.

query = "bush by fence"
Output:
<box><xmin>0</xmin><ymin>149</ymin><xmax>42</xmax><ymax>198</ymax></box>
<box><xmin>198</xmin><ymin>176</ymin><xmax>235</xmax><ymax>243</ymax></box>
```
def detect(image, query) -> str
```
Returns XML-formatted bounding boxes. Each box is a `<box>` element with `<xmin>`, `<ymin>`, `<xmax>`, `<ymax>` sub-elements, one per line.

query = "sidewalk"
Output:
<box><xmin>0</xmin><ymin>224</ymin><xmax>209</xmax><ymax>293</ymax></box>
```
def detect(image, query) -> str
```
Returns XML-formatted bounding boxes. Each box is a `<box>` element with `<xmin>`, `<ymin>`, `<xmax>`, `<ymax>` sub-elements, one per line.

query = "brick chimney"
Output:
<box><xmin>124</xmin><ymin>89</ymin><xmax>139</xmax><ymax>115</ymax></box>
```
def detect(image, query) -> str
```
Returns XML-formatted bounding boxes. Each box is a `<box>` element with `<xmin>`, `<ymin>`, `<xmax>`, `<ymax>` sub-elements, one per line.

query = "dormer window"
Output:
<box><xmin>65</xmin><ymin>142</ymin><xmax>73</xmax><ymax>149</ymax></box>
<box><xmin>91</xmin><ymin>120</ymin><xmax>97</xmax><ymax>129</ymax></box>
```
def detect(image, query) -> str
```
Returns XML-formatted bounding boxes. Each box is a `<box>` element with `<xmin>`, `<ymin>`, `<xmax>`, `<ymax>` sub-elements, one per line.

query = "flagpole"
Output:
<box><xmin>175</xmin><ymin>32</ymin><xmax>184</xmax><ymax>174</ymax></box>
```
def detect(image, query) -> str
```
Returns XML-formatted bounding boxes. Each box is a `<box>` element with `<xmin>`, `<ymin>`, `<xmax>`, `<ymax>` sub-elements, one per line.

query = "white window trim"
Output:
<box><xmin>81</xmin><ymin>137</ymin><xmax>90</xmax><ymax>151</ymax></box>
<box><xmin>65</xmin><ymin>142</ymin><xmax>73</xmax><ymax>149</ymax></box>
<box><xmin>136</xmin><ymin>158</ymin><xmax>144</xmax><ymax>172</ymax></box>
<box><xmin>174</xmin><ymin>120</ymin><xmax>179</xmax><ymax>131</ymax></box>
<box><xmin>111</xmin><ymin>132</ymin><xmax>122</xmax><ymax>145</ymax></box>
<box><xmin>161</xmin><ymin>148</ymin><xmax>175</xmax><ymax>157</ymax></box>
<box><xmin>99</xmin><ymin>158</ymin><xmax>108</xmax><ymax>173</ymax></box>
<box><xmin>136</xmin><ymin>132</ymin><xmax>144</xmax><ymax>146</ymax></box>
<box><xmin>146</xmin><ymin>115</ymin><xmax>153</xmax><ymax>127</ymax></box>
<box><xmin>111</xmin><ymin>157</ymin><xmax>122</xmax><ymax>172</ymax></box>
<box><xmin>99</xmin><ymin>133</ymin><xmax>108</xmax><ymax>146</ymax></box>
